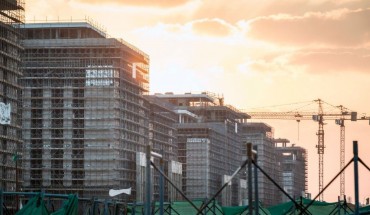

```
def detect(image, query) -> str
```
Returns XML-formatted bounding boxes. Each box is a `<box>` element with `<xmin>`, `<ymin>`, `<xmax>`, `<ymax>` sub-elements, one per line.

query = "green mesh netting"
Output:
<box><xmin>360</xmin><ymin>205</ymin><xmax>370</xmax><ymax>214</ymax></box>
<box><xmin>221</xmin><ymin>204</ymin><xmax>271</xmax><ymax>215</ymax></box>
<box><xmin>128</xmin><ymin>200</ymin><xmax>224</xmax><ymax>215</ymax></box>
<box><xmin>222</xmin><ymin>205</ymin><xmax>248</xmax><ymax>215</ymax></box>
<box><xmin>267</xmin><ymin>197</ymin><xmax>354</xmax><ymax>215</ymax></box>
<box><xmin>15</xmin><ymin>193</ymin><xmax>78</xmax><ymax>215</ymax></box>
<box><xmin>15</xmin><ymin>194</ymin><xmax>49</xmax><ymax>215</ymax></box>
<box><xmin>50</xmin><ymin>194</ymin><xmax>78</xmax><ymax>215</ymax></box>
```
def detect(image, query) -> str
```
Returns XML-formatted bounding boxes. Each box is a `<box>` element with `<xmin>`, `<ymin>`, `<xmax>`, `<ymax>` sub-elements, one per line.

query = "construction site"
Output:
<box><xmin>1</xmin><ymin>1</ymin><xmax>370</xmax><ymax>214</ymax></box>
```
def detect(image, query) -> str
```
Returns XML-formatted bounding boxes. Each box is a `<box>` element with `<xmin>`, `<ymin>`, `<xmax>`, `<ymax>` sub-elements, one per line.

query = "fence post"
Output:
<box><xmin>337</xmin><ymin>196</ymin><xmax>341</xmax><ymax>215</ymax></box>
<box><xmin>353</xmin><ymin>141</ymin><xmax>359</xmax><ymax>215</ymax></box>
<box><xmin>159</xmin><ymin>149</ymin><xmax>164</xmax><ymax>215</ymax></box>
<box><xmin>0</xmin><ymin>188</ymin><xmax>3</xmax><ymax>215</ymax></box>
<box><xmin>104</xmin><ymin>199</ymin><xmax>109</xmax><ymax>215</ymax></box>
<box><xmin>132</xmin><ymin>202</ymin><xmax>136</xmax><ymax>215</ymax></box>
<box><xmin>91</xmin><ymin>198</ymin><xmax>96</xmax><ymax>215</ymax></box>
<box><xmin>145</xmin><ymin>145</ymin><xmax>152</xmax><ymax>215</ymax></box>
<box><xmin>253</xmin><ymin>145</ymin><xmax>259</xmax><ymax>215</ymax></box>
<box><xmin>247</xmin><ymin>143</ymin><xmax>253</xmax><ymax>215</ymax></box>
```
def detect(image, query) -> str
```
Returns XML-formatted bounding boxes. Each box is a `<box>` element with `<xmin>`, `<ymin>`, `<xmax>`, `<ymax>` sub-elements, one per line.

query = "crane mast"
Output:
<box><xmin>340</xmin><ymin>120</ymin><xmax>345</xmax><ymax>198</ymax></box>
<box><xmin>336</xmin><ymin>105</ymin><xmax>346</xmax><ymax>199</ymax></box>
<box><xmin>315</xmin><ymin>99</ymin><xmax>325</xmax><ymax>201</ymax></box>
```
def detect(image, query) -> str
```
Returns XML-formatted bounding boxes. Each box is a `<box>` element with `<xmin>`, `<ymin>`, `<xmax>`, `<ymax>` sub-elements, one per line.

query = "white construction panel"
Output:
<box><xmin>0</xmin><ymin>102</ymin><xmax>11</xmax><ymax>124</ymax></box>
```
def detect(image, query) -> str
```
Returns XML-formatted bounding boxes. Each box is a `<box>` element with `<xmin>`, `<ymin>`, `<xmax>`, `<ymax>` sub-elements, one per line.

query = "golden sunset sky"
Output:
<box><xmin>25</xmin><ymin>0</ymin><xmax>370</xmax><ymax>203</ymax></box>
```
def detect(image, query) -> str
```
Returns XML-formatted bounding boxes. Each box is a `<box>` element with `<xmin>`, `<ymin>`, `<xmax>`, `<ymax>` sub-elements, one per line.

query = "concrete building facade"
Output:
<box><xmin>240</xmin><ymin>122</ymin><xmax>283</xmax><ymax>207</ymax></box>
<box><xmin>140</xmin><ymin>95</ymin><xmax>180</xmax><ymax>202</ymax></box>
<box><xmin>20</xmin><ymin>21</ymin><xmax>149</xmax><ymax>199</ymax></box>
<box><xmin>154</xmin><ymin>92</ymin><xmax>250</xmax><ymax>206</ymax></box>
<box><xmin>275</xmin><ymin>139</ymin><xmax>307</xmax><ymax>202</ymax></box>
<box><xmin>0</xmin><ymin>0</ymin><xmax>24</xmax><ymax>193</ymax></box>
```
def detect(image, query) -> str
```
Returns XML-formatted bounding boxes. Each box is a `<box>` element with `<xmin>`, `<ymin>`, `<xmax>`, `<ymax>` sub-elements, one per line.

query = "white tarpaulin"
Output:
<box><xmin>0</xmin><ymin>102</ymin><xmax>11</xmax><ymax>125</ymax></box>
<box><xmin>171</xmin><ymin>161</ymin><xmax>182</xmax><ymax>174</ymax></box>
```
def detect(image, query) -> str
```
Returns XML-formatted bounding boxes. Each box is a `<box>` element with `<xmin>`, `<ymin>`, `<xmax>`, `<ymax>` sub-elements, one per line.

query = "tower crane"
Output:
<box><xmin>335</xmin><ymin>105</ymin><xmax>347</xmax><ymax>200</ymax></box>
<box><xmin>336</xmin><ymin>113</ymin><xmax>370</xmax><ymax>199</ymax></box>
<box><xmin>245</xmin><ymin>99</ymin><xmax>357</xmax><ymax>201</ymax></box>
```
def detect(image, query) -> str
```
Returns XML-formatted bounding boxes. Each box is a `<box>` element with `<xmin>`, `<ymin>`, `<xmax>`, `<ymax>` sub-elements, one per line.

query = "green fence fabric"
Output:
<box><xmin>124</xmin><ymin>199</ymin><xmax>370</xmax><ymax>215</ymax></box>
<box><xmin>10</xmin><ymin>192</ymin><xmax>370</xmax><ymax>215</ymax></box>
<box><xmin>168</xmin><ymin>200</ymin><xmax>225</xmax><ymax>214</ymax></box>
<box><xmin>359</xmin><ymin>205</ymin><xmax>370</xmax><ymax>214</ymax></box>
<box><xmin>50</xmin><ymin>194</ymin><xmax>78</xmax><ymax>215</ymax></box>
<box><xmin>267</xmin><ymin>197</ymin><xmax>353</xmax><ymax>215</ymax></box>
<box><xmin>127</xmin><ymin>200</ymin><xmax>224</xmax><ymax>215</ymax></box>
<box><xmin>267</xmin><ymin>200</ymin><xmax>294</xmax><ymax>215</ymax></box>
<box><xmin>15</xmin><ymin>193</ymin><xmax>49</xmax><ymax>215</ymax></box>
<box><xmin>222</xmin><ymin>205</ymin><xmax>247</xmax><ymax>215</ymax></box>
<box><xmin>221</xmin><ymin>205</ymin><xmax>271</xmax><ymax>215</ymax></box>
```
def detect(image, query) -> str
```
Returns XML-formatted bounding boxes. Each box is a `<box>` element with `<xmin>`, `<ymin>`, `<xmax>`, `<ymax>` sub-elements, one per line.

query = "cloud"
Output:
<box><xmin>248</xmin><ymin>8</ymin><xmax>370</xmax><ymax>47</ymax></box>
<box><xmin>135</xmin><ymin>18</ymin><xmax>242</xmax><ymax>41</ymax></box>
<box><xmin>191</xmin><ymin>0</ymin><xmax>370</xmax><ymax>23</ymax></box>
<box><xmin>241</xmin><ymin>47</ymin><xmax>370</xmax><ymax>75</ymax></box>
<box><xmin>72</xmin><ymin>0</ymin><xmax>194</xmax><ymax>7</ymax></box>
<box><xmin>191</xmin><ymin>19</ymin><xmax>235</xmax><ymax>37</ymax></box>
<box><xmin>289</xmin><ymin>49</ymin><xmax>370</xmax><ymax>73</ymax></box>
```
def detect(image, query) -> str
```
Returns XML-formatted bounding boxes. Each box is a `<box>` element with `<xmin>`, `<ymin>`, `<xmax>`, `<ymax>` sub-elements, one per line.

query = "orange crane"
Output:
<box><xmin>246</xmin><ymin>99</ymin><xmax>357</xmax><ymax>201</ymax></box>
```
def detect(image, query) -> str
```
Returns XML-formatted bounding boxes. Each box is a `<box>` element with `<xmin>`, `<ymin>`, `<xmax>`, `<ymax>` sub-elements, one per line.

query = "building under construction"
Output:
<box><xmin>137</xmin><ymin>95</ymin><xmax>180</xmax><ymax>202</ymax></box>
<box><xmin>154</xmin><ymin>92</ymin><xmax>250</xmax><ymax>206</ymax></box>
<box><xmin>240</xmin><ymin>122</ymin><xmax>283</xmax><ymax>207</ymax></box>
<box><xmin>275</xmin><ymin>139</ymin><xmax>307</xmax><ymax>202</ymax></box>
<box><xmin>0</xmin><ymin>0</ymin><xmax>24</xmax><ymax>194</ymax></box>
<box><xmin>20</xmin><ymin>21</ymin><xmax>149</xmax><ymax>200</ymax></box>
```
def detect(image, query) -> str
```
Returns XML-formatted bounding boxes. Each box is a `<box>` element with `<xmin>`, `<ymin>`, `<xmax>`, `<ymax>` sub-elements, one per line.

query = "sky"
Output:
<box><xmin>25</xmin><ymin>0</ymin><xmax>370</xmax><ymax>203</ymax></box>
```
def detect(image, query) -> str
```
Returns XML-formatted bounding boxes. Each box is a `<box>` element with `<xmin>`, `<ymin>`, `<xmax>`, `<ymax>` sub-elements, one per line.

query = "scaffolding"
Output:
<box><xmin>144</xmin><ymin>95</ymin><xmax>179</xmax><ymax>202</ymax></box>
<box><xmin>275</xmin><ymin>140</ymin><xmax>308</xmax><ymax>202</ymax></box>
<box><xmin>154</xmin><ymin>93</ymin><xmax>249</xmax><ymax>206</ymax></box>
<box><xmin>240</xmin><ymin>122</ymin><xmax>283</xmax><ymax>207</ymax></box>
<box><xmin>20</xmin><ymin>20</ymin><xmax>149</xmax><ymax>201</ymax></box>
<box><xmin>0</xmin><ymin>0</ymin><xmax>24</xmax><ymax>211</ymax></box>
